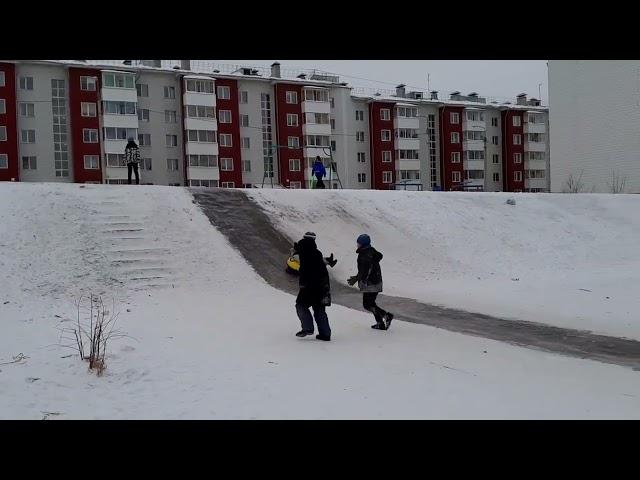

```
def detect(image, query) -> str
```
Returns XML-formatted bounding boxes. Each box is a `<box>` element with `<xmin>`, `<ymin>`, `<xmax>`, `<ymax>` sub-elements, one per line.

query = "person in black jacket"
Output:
<box><xmin>124</xmin><ymin>137</ymin><xmax>140</xmax><ymax>185</ymax></box>
<box><xmin>347</xmin><ymin>234</ymin><xmax>394</xmax><ymax>330</ymax></box>
<box><xmin>294</xmin><ymin>232</ymin><xmax>332</xmax><ymax>341</ymax></box>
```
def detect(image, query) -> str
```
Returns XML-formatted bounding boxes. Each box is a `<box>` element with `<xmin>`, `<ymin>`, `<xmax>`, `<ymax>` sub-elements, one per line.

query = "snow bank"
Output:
<box><xmin>248</xmin><ymin>189</ymin><xmax>640</xmax><ymax>339</ymax></box>
<box><xmin>1</xmin><ymin>183</ymin><xmax>639</xmax><ymax>419</ymax></box>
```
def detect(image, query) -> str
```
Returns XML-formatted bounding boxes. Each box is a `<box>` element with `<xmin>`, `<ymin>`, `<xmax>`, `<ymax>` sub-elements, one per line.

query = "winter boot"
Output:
<box><xmin>385</xmin><ymin>312</ymin><xmax>394</xmax><ymax>330</ymax></box>
<box><xmin>296</xmin><ymin>330</ymin><xmax>314</xmax><ymax>337</ymax></box>
<box><xmin>371</xmin><ymin>323</ymin><xmax>387</xmax><ymax>330</ymax></box>
<box><xmin>316</xmin><ymin>334</ymin><xmax>331</xmax><ymax>341</ymax></box>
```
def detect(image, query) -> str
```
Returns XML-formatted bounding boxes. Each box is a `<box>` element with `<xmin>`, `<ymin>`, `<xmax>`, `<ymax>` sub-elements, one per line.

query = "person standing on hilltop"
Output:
<box><xmin>311</xmin><ymin>156</ymin><xmax>327</xmax><ymax>189</ymax></box>
<box><xmin>125</xmin><ymin>137</ymin><xmax>141</xmax><ymax>185</ymax></box>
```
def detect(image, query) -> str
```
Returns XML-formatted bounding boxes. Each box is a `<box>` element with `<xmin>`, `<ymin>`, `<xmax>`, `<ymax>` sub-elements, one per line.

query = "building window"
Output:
<box><xmin>83</xmin><ymin>155</ymin><xmax>99</xmax><ymax>170</ymax></box>
<box><xmin>465</xmin><ymin>110</ymin><xmax>484</xmax><ymax>122</ymax></box>
<box><xmin>167</xmin><ymin>158</ymin><xmax>179</xmax><ymax>171</ymax></box>
<box><xmin>80</xmin><ymin>102</ymin><xmax>96</xmax><ymax>117</ymax></box>
<box><xmin>358</xmin><ymin>173</ymin><xmax>366</xmax><ymax>183</ymax></box>
<box><xmin>136</xmin><ymin>83</ymin><xmax>149</xmax><ymax>97</ymax></box>
<box><xmin>164</xmin><ymin>86</ymin><xmax>176</xmax><ymax>99</ymax></box>
<box><xmin>492</xmin><ymin>136</ymin><xmax>498</xmax><ymax>145</ymax></box>
<box><xmin>528</xmin><ymin>151</ymin><xmax>546</xmax><ymax>161</ymax></box>
<box><xmin>380</xmin><ymin>109</ymin><xmax>390</xmax><ymax>121</ymax></box>
<box><xmin>217</xmin><ymin>86</ymin><xmax>231</xmax><ymax>99</ymax></box>
<box><xmin>22</xmin><ymin>156</ymin><xmax>37</xmax><ymax>170</ymax></box>
<box><xmin>240</xmin><ymin>114</ymin><xmax>249</xmax><ymax>127</ymax></box>
<box><xmin>513</xmin><ymin>134</ymin><xmax>521</xmax><ymax>145</ymax></box>
<box><xmin>287</xmin><ymin>113</ymin><xmax>298</xmax><ymax>127</ymax></box>
<box><xmin>288</xmin><ymin>136</ymin><xmax>299</xmax><ymax>149</ymax></box>
<box><xmin>138</xmin><ymin>133</ymin><xmax>151</xmax><ymax>146</ymax></box>
<box><xmin>21</xmin><ymin>129</ymin><xmax>36</xmax><ymax>143</ymax></box>
<box><xmin>491</xmin><ymin>117</ymin><xmax>498</xmax><ymax>127</ymax></box>
<box><xmin>185</xmin><ymin>79</ymin><xmax>214</xmax><ymax>94</ymax></box>
<box><xmin>138</xmin><ymin>109</ymin><xmax>150</xmax><ymax>122</ymax></box>
<box><xmin>513</xmin><ymin>116</ymin><xmax>521</xmax><ymax>127</ymax></box>
<box><xmin>165</xmin><ymin>135</ymin><xmax>178</xmax><ymax>147</ymax></box>
<box><xmin>51</xmin><ymin>79</ymin><xmax>69</xmax><ymax>177</ymax></box>
<box><xmin>220</xmin><ymin>158</ymin><xmax>234</xmax><ymax>171</ymax></box>
<box><xmin>514</xmin><ymin>171</ymin><xmax>522</xmax><ymax>182</ymax></box>
<box><xmin>289</xmin><ymin>158</ymin><xmax>301</xmax><ymax>171</ymax></box>
<box><xmin>382</xmin><ymin>151</ymin><xmax>392</xmax><ymax>163</ymax></box>
<box><xmin>81</xmin><ymin>129</ymin><xmax>97</xmax><ymax>143</ymax></box>
<box><xmin>0</xmin><ymin>154</ymin><xmax>8</xmax><ymax>168</ymax></box>
<box><xmin>186</xmin><ymin>105</ymin><xmax>215</xmax><ymax>119</ymax></box>
<box><xmin>221</xmin><ymin>182</ymin><xmax>235</xmax><ymax>188</ymax></box>
<box><xmin>304</xmin><ymin>89</ymin><xmax>329</xmax><ymax>102</ymax></box>
<box><xmin>452</xmin><ymin>171</ymin><xmax>461</xmax><ymax>183</ymax></box>
<box><xmin>189</xmin><ymin>179</ymin><xmax>217</xmax><ymax>188</ymax></box>
<box><xmin>0</xmin><ymin>71</ymin><xmax>5</xmax><ymax>87</ymax></box>
<box><xmin>219</xmin><ymin>133</ymin><xmax>233</xmax><ymax>147</ymax></box>
<box><xmin>304</xmin><ymin>135</ymin><xmax>330</xmax><ymax>147</ymax></box>
<box><xmin>19</xmin><ymin>102</ymin><xmax>35</xmax><ymax>117</ymax></box>
<box><xmin>241</xmin><ymin>137</ymin><xmax>250</xmax><ymax>149</ymax></box>
<box><xmin>141</xmin><ymin>158</ymin><xmax>152</xmax><ymax>170</ymax></box>
<box><xmin>330</xmin><ymin>118</ymin><xmax>335</xmax><ymax>130</ymax></box>
<box><xmin>527</xmin><ymin>133</ymin><xmax>546</xmax><ymax>143</ymax></box>
<box><xmin>381</xmin><ymin>130</ymin><xmax>391</xmax><ymax>142</ymax></box>
<box><xmin>0</xmin><ymin>126</ymin><xmax>6</xmax><ymax>142</ymax></box>
<box><xmin>187</xmin><ymin>130</ymin><xmax>217</xmax><ymax>143</ymax></box>
<box><xmin>451</xmin><ymin>152</ymin><xmax>461</xmax><ymax>163</ymax></box>
<box><xmin>106</xmin><ymin>153</ymin><xmax>126</xmax><ymax>167</ymax></box>
<box><xmin>514</xmin><ymin>153</ymin><xmax>522</xmax><ymax>163</ymax></box>
<box><xmin>330</xmin><ymin>97</ymin><xmax>335</xmax><ymax>108</ymax></box>
<box><xmin>240</xmin><ymin>91</ymin><xmax>248</xmax><ymax>103</ymax></box>
<box><xmin>382</xmin><ymin>171</ymin><xmax>392</xmax><ymax>183</ymax></box>
<box><xmin>492</xmin><ymin>154</ymin><xmax>499</xmax><ymax>164</ymax></box>
<box><xmin>219</xmin><ymin>110</ymin><xmax>232</xmax><ymax>123</ymax></box>
<box><xmin>450</xmin><ymin>112</ymin><xmax>459</xmax><ymax>124</ymax></box>
<box><xmin>242</xmin><ymin>160</ymin><xmax>251</xmax><ymax>172</ymax></box>
<box><xmin>102</xmin><ymin>101</ymin><xmax>136</xmax><ymax>115</ymax></box>
<box><xmin>286</xmin><ymin>91</ymin><xmax>298</xmax><ymax>104</ymax></box>
<box><xmin>79</xmin><ymin>76</ymin><xmax>97</xmax><ymax>91</ymax></box>
<box><xmin>189</xmin><ymin>154</ymin><xmax>217</xmax><ymax>167</ymax></box>
<box><xmin>356</xmin><ymin>131</ymin><xmax>365</xmax><ymax>142</ymax></box>
<box><xmin>288</xmin><ymin>181</ymin><xmax>301</xmax><ymax>189</ymax></box>
<box><xmin>464</xmin><ymin>150</ymin><xmax>484</xmax><ymax>161</ymax></box>
<box><xmin>20</xmin><ymin>76</ymin><xmax>34</xmax><ymax>90</ymax></box>
<box><xmin>331</xmin><ymin>140</ymin><xmax>336</xmax><ymax>152</ymax></box>
<box><xmin>103</xmin><ymin>72</ymin><xmax>135</xmax><ymax>89</ymax></box>
<box><xmin>357</xmin><ymin>152</ymin><xmax>366</xmax><ymax>163</ymax></box>
<box><xmin>356</xmin><ymin>110</ymin><xmax>364</xmax><ymax>121</ymax></box>
<box><xmin>165</xmin><ymin>110</ymin><xmax>177</xmax><ymax>123</ymax></box>
<box><xmin>451</xmin><ymin>132</ymin><xmax>460</xmax><ymax>143</ymax></box>
<box><xmin>0</xmin><ymin>99</ymin><xmax>5</xmax><ymax>114</ymax></box>
<box><xmin>493</xmin><ymin>172</ymin><xmax>500</xmax><ymax>182</ymax></box>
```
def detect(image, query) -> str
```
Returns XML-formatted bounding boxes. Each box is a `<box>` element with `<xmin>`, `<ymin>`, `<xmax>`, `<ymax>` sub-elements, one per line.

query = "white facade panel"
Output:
<box><xmin>183</xmin><ymin>92</ymin><xmax>216</xmax><ymax>107</ymax></box>
<box><xmin>524</xmin><ymin>122</ymin><xmax>546</xmax><ymax>134</ymax></box>
<box><xmin>463</xmin><ymin>140</ymin><xmax>484</xmax><ymax>151</ymax></box>
<box><xmin>103</xmin><ymin>139</ymin><xmax>128</xmax><ymax>154</ymax></box>
<box><xmin>525</xmin><ymin>142</ymin><xmax>546</xmax><ymax>152</ymax></box>
<box><xmin>303</xmin><ymin>123</ymin><xmax>331</xmax><ymax>136</ymax></box>
<box><xmin>465</xmin><ymin>160</ymin><xmax>485</xmax><ymax>170</ymax></box>
<box><xmin>185</xmin><ymin>142</ymin><xmax>219</xmax><ymax>156</ymax></box>
<box><xmin>395</xmin><ymin>138</ymin><xmax>420</xmax><ymax>150</ymax></box>
<box><xmin>184</xmin><ymin>117</ymin><xmax>218</xmax><ymax>131</ymax></box>
<box><xmin>188</xmin><ymin>166</ymin><xmax>220</xmax><ymax>181</ymax></box>
<box><xmin>102</xmin><ymin>114</ymin><xmax>139</xmax><ymax>129</ymax></box>
<box><xmin>394</xmin><ymin>117</ymin><xmax>419</xmax><ymax>129</ymax></box>
<box><xmin>301</xmin><ymin>101</ymin><xmax>331</xmax><ymax>114</ymax></box>
<box><xmin>397</xmin><ymin>159</ymin><xmax>421</xmax><ymax>170</ymax></box>
<box><xmin>304</xmin><ymin>146</ymin><xmax>330</xmax><ymax>158</ymax></box>
<box><xmin>463</xmin><ymin>119</ymin><xmax>486</xmax><ymax>131</ymax></box>
<box><xmin>101</xmin><ymin>87</ymin><xmax>138</xmax><ymax>103</ymax></box>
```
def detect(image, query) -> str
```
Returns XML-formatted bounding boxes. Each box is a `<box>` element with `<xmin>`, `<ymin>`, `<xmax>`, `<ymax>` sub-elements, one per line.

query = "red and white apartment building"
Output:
<box><xmin>0</xmin><ymin>60</ymin><xmax>549</xmax><ymax>192</ymax></box>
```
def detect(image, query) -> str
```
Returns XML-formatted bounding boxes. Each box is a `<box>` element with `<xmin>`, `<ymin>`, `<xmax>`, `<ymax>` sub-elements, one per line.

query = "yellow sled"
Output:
<box><xmin>286</xmin><ymin>252</ymin><xmax>300</xmax><ymax>274</ymax></box>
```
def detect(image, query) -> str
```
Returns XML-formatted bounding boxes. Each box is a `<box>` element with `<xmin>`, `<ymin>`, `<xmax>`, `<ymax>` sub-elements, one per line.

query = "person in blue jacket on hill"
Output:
<box><xmin>311</xmin><ymin>156</ymin><xmax>326</xmax><ymax>189</ymax></box>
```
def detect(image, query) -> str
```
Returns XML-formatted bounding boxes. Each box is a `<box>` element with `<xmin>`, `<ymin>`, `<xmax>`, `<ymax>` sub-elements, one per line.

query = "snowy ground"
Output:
<box><xmin>1</xmin><ymin>183</ymin><xmax>639</xmax><ymax>419</ymax></box>
<box><xmin>248</xmin><ymin>189</ymin><xmax>640</xmax><ymax>340</ymax></box>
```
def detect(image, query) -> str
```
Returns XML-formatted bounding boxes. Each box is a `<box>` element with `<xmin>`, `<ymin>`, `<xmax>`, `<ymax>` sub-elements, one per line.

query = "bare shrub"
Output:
<box><xmin>608</xmin><ymin>169</ymin><xmax>627</xmax><ymax>194</ymax></box>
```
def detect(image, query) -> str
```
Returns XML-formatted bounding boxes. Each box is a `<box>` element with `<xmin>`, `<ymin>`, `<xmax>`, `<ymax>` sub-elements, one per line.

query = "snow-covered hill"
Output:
<box><xmin>1</xmin><ymin>183</ymin><xmax>638</xmax><ymax>419</ymax></box>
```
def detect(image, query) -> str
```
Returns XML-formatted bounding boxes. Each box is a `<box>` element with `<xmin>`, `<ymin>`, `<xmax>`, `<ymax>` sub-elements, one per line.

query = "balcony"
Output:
<box><xmin>303</xmin><ymin>122</ymin><xmax>331</xmax><ymax>136</ymax></box>
<box><xmin>185</xmin><ymin>142</ymin><xmax>219</xmax><ymax>156</ymax></box>
<box><xmin>103</xmin><ymin>139</ymin><xmax>128</xmax><ymax>154</ymax></box>
<box><xmin>188</xmin><ymin>166</ymin><xmax>220</xmax><ymax>181</ymax></box>
<box><xmin>101</xmin><ymin>87</ymin><xmax>137</xmax><ymax>103</ymax></box>
<box><xmin>184</xmin><ymin>117</ymin><xmax>217</xmax><ymax>131</ymax></box>
<box><xmin>525</xmin><ymin>158</ymin><xmax>546</xmax><ymax>170</ymax></box>
<box><xmin>524</xmin><ymin>141</ymin><xmax>546</xmax><ymax>152</ymax></box>
<box><xmin>303</xmin><ymin>146</ymin><xmax>331</xmax><ymax>158</ymax></box>
<box><xmin>525</xmin><ymin>177</ymin><xmax>547</xmax><ymax>189</ymax></box>
<box><xmin>102</xmin><ymin>113</ymin><xmax>139</xmax><ymax>129</ymax></box>
<box><xmin>396</xmin><ymin>159</ymin><xmax>420</xmax><ymax>171</ymax></box>
<box><xmin>464</xmin><ymin>160</ymin><xmax>485</xmax><ymax>171</ymax></box>
<box><xmin>524</xmin><ymin>122</ymin><xmax>546</xmax><ymax>134</ymax></box>
<box><xmin>183</xmin><ymin>92</ymin><xmax>216</xmax><ymax>107</ymax></box>
<box><xmin>462</xmin><ymin>140</ymin><xmax>485</xmax><ymax>151</ymax></box>
<box><xmin>393</xmin><ymin>117</ymin><xmax>419</xmax><ymax>129</ymax></box>
<box><xmin>105</xmin><ymin>166</ymin><xmax>141</xmax><ymax>182</ymax></box>
<box><xmin>395</xmin><ymin>138</ymin><xmax>420</xmax><ymax>150</ymax></box>
<box><xmin>301</xmin><ymin>101</ymin><xmax>330</xmax><ymax>114</ymax></box>
<box><xmin>462</xmin><ymin>118</ymin><xmax>486</xmax><ymax>131</ymax></box>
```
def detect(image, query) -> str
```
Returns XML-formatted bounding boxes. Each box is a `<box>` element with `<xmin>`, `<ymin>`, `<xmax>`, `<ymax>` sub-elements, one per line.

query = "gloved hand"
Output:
<box><xmin>347</xmin><ymin>275</ymin><xmax>358</xmax><ymax>286</ymax></box>
<box><xmin>326</xmin><ymin>253</ymin><xmax>337</xmax><ymax>268</ymax></box>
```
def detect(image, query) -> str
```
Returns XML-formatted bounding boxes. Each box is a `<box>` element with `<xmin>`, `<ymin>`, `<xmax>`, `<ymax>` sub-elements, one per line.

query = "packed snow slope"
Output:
<box><xmin>248</xmin><ymin>189</ymin><xmax>640</xmax><ymax>340</ymax></box>
<box><xmin>1</xmin><ymin>183</ymin><xmax>639</xmax><ymax>419</ymax></box>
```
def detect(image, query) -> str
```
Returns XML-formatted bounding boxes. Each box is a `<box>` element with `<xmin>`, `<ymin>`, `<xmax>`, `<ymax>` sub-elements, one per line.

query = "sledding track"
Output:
<box><xmin>192</xmin><ymin>189</ymin><xmax>640</xmax><ymax>370</ymax></box>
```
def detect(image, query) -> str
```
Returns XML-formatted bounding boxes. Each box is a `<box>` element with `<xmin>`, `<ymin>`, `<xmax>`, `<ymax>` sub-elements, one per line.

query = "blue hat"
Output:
<box><xmin>356</xmin><ymin>234</ymin><xmax>371</xmax><ymax>247</ymax></box>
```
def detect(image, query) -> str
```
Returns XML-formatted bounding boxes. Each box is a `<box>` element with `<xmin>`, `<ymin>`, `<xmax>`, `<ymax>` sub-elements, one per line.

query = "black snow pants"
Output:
<box><xmin>363</xmin><ymin>292</ymin><xmax>388</xmax><ymax>325</ymax></box>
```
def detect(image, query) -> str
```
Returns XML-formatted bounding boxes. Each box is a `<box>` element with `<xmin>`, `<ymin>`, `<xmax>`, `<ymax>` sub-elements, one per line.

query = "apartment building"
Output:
<box><xmin>0</xmin><ymin>60</ymin><xmax>549</xmax><ymax>192</ymax></box>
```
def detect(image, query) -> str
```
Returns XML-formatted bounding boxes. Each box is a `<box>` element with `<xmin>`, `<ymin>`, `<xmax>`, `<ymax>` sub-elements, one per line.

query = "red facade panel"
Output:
<box><xmin>368</xmin><ymin>101</ymin><xmax>395</xmax><ymax>189</ymax></box>
<box><xmin>274</xmin><ymin>83</ymin><xmax>304</xmax><ymax>188</ymax></box>
<box><xmin>0</xmin><ymin>63</ymin><xmax>19</xmax><ymax>181</ymax></box>
<box><xmin>439</xmin><ymin>106</ymin><xmax>464</xmax><ymax>191</ymax></box>
<box><xmin>216</xmin><ymin>78</ymin><xmax>243</xmax><ymax>188</ymax></box>
<box><xmin>501</xmin><ymin>110</ymin><xmax>525</xmax><ymax>192</ymax></box>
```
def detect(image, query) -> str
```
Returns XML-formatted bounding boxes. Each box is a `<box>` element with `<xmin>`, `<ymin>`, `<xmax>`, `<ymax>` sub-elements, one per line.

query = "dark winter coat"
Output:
<box><xmin>295</xmin><ymin>237</ymin><xmax>331</xmax><ymax>307</ymax></box>
<box><xmin>356</xmin><ymin>246</ymin><xmax>383</xmax><ymax>293</ymax></box>
<box><xmin>124</xmin><ymin>141</ymin><xmax>140</xmax><ymax>165</ymax></box>
<box><xmin>312</xmin><ymin>161</ymin><xmax>326</xmax><ymax>179</ymax></box>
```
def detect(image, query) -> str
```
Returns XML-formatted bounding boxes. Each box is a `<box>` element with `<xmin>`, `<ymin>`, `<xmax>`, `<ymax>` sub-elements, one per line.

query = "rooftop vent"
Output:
<box><xmin>396</xmin><ymin>84</ymin><xmax>406</xmax><ymax>97</ymax></box>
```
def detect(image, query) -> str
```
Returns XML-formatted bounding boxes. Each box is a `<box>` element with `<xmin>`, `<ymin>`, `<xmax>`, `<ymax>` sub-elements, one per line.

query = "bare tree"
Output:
<box><xmin>608</xmin><ymin>169</ymin><xmax>627</xmax><ymax>194</ymax></box>
<box><xmin>58</xmin><ymin>294</ymin><xmax>129</xmax><ymax>376</ymax></box>
<box><xmin>564</xmin><ymin>170</ymin><xmax>586</xmax><ymax>193</ymax></box>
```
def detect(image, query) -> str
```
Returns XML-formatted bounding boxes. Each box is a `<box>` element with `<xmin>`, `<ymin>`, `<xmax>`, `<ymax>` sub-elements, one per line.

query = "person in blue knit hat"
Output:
<box><xmin>347</xmin><ymin>234</ymin><xmax>394</xmax><ymax>330</ymax></box>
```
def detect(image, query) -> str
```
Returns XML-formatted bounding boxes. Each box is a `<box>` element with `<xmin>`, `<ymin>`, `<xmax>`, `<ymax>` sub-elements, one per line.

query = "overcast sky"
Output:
<box><xmin>222</xmin><ymin>60</ymin><xmax>549</xmax><ymax>105</ymax></box>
